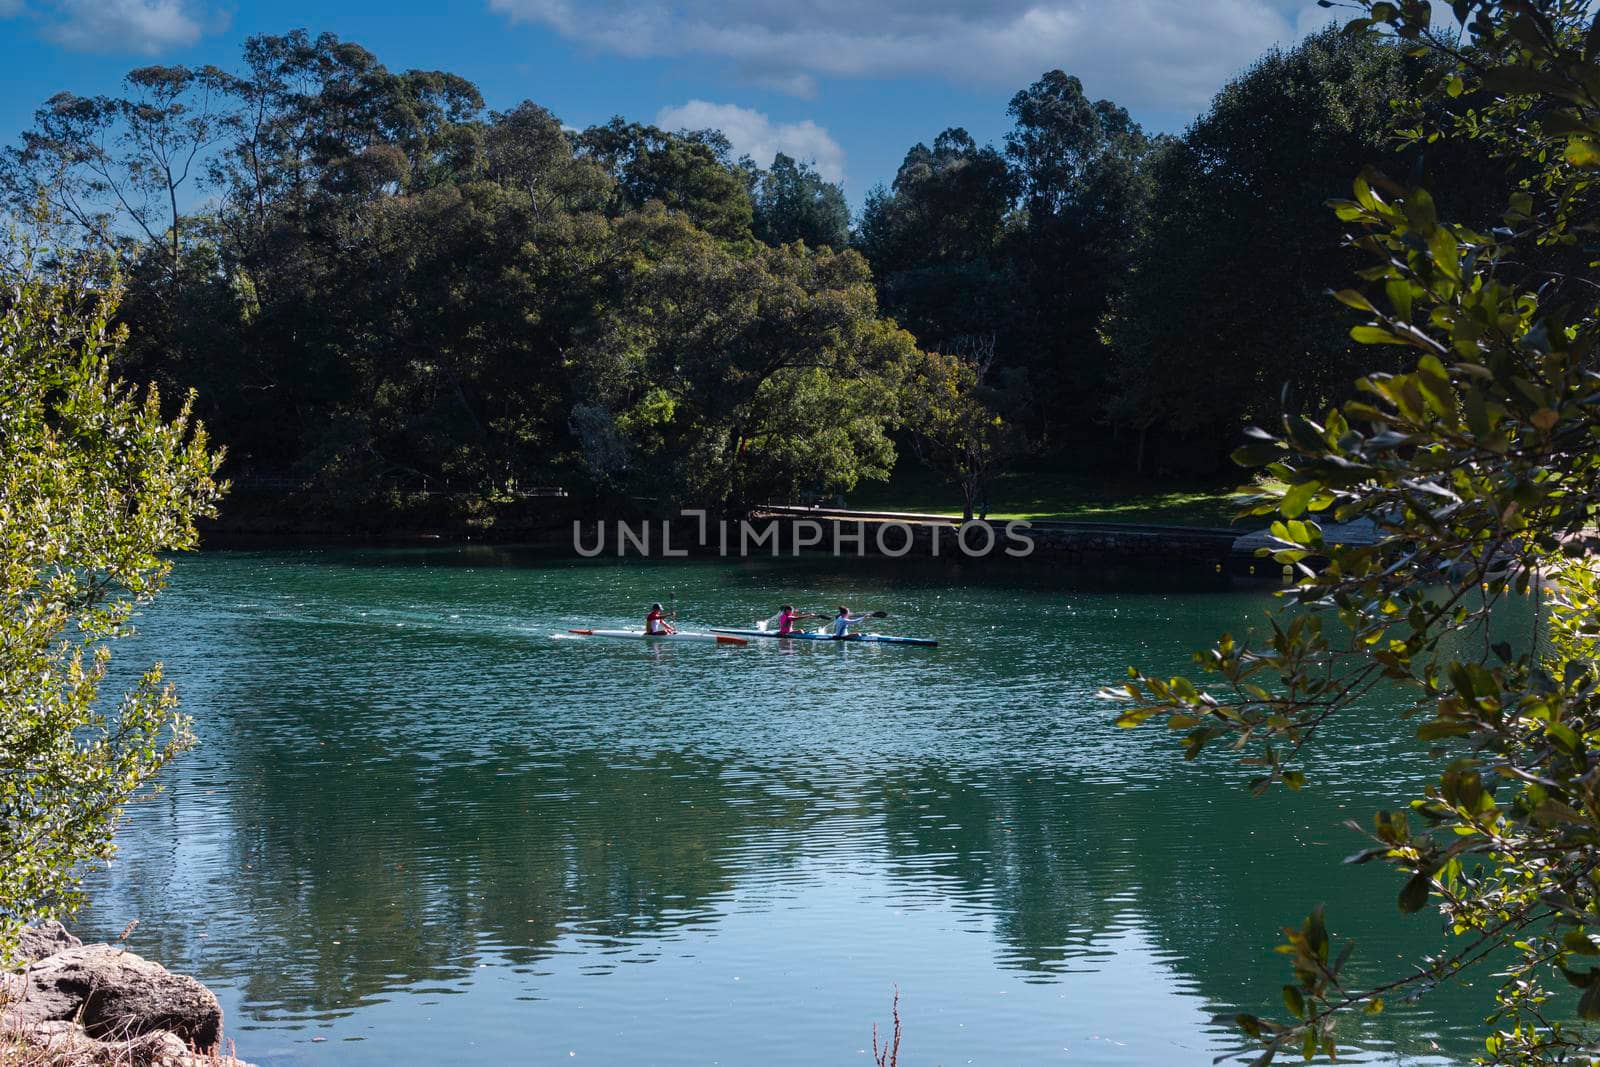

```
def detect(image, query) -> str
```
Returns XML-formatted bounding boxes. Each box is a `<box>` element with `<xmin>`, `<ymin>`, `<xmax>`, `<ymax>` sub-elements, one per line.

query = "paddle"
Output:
<box><xmin>809</xmin><ymin>609</ymin><xmax>888</xmax><ymax>636</ymax></box>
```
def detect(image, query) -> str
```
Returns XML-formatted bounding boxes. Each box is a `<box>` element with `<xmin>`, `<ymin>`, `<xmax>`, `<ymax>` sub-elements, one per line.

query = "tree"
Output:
<box><xmin>856</xmin><ymin>128</ymin><xmax>1018</xmax><ymax>373</ymax></box>
<box><xmin>749</xmin><ymin>152</ymin><xmax>850</xmax><ymax>249</ymax></box>
<box><xmin>484</xmin><ymin>101</ymin><xmax>608</xmax><ymax>215</ymax></box>
<box><xmin>576</xmin><ymin>118</ymin><xmax>753</xmax><ymax>240</ymax></box>
<box><xmin>902</xmin><ymin>337</ymin><xmax>1020</xmax><ymax>520</ymax></box>
<box><xmin>1104</xmin><ymin>2</ymin><xmax>1600</xmax><ymax>1063</ymax></box>
<box><xmin>1004</xmin><ymin>71</ymin><xmax>1153</xmax><ymax>444</ymax></box>
<box><xmin>1103</xmin><ymin>28</ymin><xmax>1418</xmax><ymax>474</ymax></box>
<box><xmin>2</xmin><ymin>65</ymin><xmax>229</xmax><ymax>312</ymax></box>
<box><xmin>0</xmin><ymin>33</ymin><xmax>921</xmax><ymax>526</ymax></box>
<box><xmin>568</xmin><ymin>209</ymin><xmax>916</xmax><ymax>510</ymax></box>
<box><xmin>0</xmin><ymin>238</ymin><xmax>224</xmax><ymax>965</ymax></box>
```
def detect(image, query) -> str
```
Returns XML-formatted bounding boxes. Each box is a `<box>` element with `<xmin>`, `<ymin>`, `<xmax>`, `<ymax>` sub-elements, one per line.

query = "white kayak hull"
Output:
<box><xmin>568</xmin><ymin>628</ymin><xmax>748</xmax><ymax>646</ymax></box>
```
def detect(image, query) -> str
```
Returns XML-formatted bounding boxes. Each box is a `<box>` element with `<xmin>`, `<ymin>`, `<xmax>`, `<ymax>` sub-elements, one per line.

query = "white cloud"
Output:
<box><xmin>39</xmin><ymin>0</ymin><xmax>214</xmax><ymax>55</ymax></box>
<box><xmin>490</xmin><ymin>0</ymin><xmax>1335</xmax><ymax>110</ymax></box>
<box><xmin>655</xmin><ymin>100</ymin><xmax>846</xmax><ymax>183</ymax></box>
<box><xmin>0</xmin><ymin>0</ymin><xmax>24</xmax><ymax>18</ymax></box>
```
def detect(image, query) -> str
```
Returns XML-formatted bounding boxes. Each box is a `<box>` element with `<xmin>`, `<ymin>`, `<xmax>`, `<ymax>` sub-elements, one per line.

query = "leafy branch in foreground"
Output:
<box><xmin>0</xmin><ymin>234</ymin><xmax>224</xmax><ymax>966</ymax></box>
<box><xmin>1104</xmin><ymin>2</ymin><xmax>1600</xmax><ymax>1062</ymax></box>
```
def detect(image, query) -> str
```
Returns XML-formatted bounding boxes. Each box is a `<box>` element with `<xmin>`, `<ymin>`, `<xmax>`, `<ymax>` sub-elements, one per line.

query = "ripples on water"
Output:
<box><xmin>80</xmin><ymin>548</ymin><xmax>1479</xmax><ymax>1065</ymax></box>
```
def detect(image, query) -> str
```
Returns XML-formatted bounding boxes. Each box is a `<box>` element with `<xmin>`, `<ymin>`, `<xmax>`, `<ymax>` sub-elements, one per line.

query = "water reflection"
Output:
<box><xmin>82</xmin><ymin>550</ymin><xmax>1479</xmax><ymax>1064</ymax></box>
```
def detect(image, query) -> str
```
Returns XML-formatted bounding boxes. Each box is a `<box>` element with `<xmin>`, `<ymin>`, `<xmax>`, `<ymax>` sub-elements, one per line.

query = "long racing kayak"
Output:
<box><xmin>569</xmin><ymin>628</ymin><xmax>748</xmax><ymax>646</ymax></box>
<box><xmin>709</xmin><ymin>628</ymin><xmax>937</xmax><ymax>648</ymax></box>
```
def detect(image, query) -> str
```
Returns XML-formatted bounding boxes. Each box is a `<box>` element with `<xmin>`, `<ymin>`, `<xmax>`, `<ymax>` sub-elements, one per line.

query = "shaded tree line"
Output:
<box><xmin>1</xmin><ymin>30</ymin><xmax>907</xmax><ymax>523</ymax></box>
<box><xmin>860</xmin><ymin>25</ymin><xmax>1506</xmax><ymax>475</ymax></box>
<box><xmin>0</xmin><ymin>25</ymin><xmax>1513</xmax><ymax>524</ymax></box>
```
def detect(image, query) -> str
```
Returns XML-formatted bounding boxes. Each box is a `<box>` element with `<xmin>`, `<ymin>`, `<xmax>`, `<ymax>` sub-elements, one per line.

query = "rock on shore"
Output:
<box><xmin>2</xmin><ymin>925</ymin><xmax>252</xmax><ymax>1067</ymax></box>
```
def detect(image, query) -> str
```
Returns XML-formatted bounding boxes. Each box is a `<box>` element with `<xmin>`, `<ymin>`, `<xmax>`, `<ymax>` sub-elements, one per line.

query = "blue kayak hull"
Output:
<box><xmin>709</xmin><ymin>628</ymin><xmax>937</xmax><ymax>647</ymax></box>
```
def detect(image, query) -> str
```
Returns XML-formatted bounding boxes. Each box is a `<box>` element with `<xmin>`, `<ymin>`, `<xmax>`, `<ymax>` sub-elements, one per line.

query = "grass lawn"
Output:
<box><xmin>844</xmin><ymin>463</ymin><xmax>1244</xmax><ymax>527</ymax></box>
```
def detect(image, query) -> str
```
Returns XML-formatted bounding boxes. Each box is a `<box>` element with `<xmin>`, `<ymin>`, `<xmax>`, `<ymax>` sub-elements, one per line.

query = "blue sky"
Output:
<box><xmin>0</xmin><ymin>0</ymin><xmax>1344</xmax><ymax>206</ymax></box>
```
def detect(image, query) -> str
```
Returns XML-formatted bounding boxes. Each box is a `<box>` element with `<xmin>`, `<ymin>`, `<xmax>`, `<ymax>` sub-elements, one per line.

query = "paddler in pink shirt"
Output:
<box><xmin>775</xmin><ymin>604</ymin><xmax>818</xmax><ymax>635</ymax></box>
<box><xmin>645</xmin><ymin>602</ymin><xmax>677</xmax><ymax>635</ymax></box>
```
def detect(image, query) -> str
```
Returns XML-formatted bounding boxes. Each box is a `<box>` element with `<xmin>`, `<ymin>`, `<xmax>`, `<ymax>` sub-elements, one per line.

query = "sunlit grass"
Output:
<box><xmin>846</xmin><ymin>464</ymin><xmax>1242</xmax><ymax>527</ymax></box>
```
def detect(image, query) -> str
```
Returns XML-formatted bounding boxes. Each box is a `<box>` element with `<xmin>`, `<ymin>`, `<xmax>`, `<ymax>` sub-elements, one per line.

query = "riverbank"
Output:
<box><xmin>3</xmin><ymin>924</ymin><xmax>252</xmax><ymax>1067</ymax></box>
<box><xmin>845</xmin><ymin>463</ymin><xmax>1239</xmax><ymax>526</ymax></box>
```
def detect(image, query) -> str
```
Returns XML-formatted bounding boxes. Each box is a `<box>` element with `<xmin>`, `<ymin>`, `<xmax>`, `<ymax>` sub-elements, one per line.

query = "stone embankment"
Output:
<box><xmin>2</xmin><ymin>923</ymin><xmax>252</xmax><ymax>1067</ymax></box>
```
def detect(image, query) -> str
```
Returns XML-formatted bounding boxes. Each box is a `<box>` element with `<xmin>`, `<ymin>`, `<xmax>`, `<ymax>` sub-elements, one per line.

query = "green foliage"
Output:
<box><xmin>1104</xmin><ymin>27</ymin><xmax>1439</xmax><ymax>474</ymax></box>
<box><xmin>0</xmin><ymin>32</ymin><xmax>918</xmax><ymax>519</ymax></box>
<box><xmin>0</xmin><ymin>239</ymin><xmax>223</xmax><ymax>965</ymax></box>
<box><xmin>577</xmin><ymin>117</ymin><xmax>754</xmax><ymax>241</ymax></box>
<box><xmin>856</xmin><ymin>77</ymin><xmax>1155</xmax><ymax>455</ymax></box>
<box><xmin>1003</xmin><ymin>71</ymin><xmax>1154</xmax><ymax>435</ymax></box>
<box><xmin>748</xmin><ymin>152</ymin><xmax>850</xmax><ymax>250</ymax></box>
<box><xmin>901</xmin><ymin>340</ymin><xmax>1023</xmax><ymax>521</ymax></box>
<box><xmin>1104</xmin><ymin>3</ymin><xmax>1600</xmax><ymax>1062</ymax></box>
<box><xmin>855</xmin><ymin>128</ymin><xmax>1018</xmax><ymax>349</ymax></box>
<box><xmin>570</xmin><ymin>212</ymin><xmax>914</xmax><ymax>509</ymax></box>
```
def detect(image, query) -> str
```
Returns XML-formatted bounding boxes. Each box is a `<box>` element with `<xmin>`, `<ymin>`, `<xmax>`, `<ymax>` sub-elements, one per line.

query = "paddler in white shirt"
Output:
<box><xmin>831</xmin><ymin>605</ymin><xmax>871</xmax><ymax>637</ymax></box>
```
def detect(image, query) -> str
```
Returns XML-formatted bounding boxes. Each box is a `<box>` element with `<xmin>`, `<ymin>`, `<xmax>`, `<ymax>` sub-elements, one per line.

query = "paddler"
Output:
<box><xmin>775</xmin><ymin>604</ymin><xmax>818</xmax><ymax>635</ymax></box>
<box><xmin>831</xmin><ymin>605</ymin><xmax>871</xmax><ymax>637</ymax></box>
<box><xmin>645</xmin><ymin>602</ymin><xmax>677</xmax><ymax>635</ymax></box>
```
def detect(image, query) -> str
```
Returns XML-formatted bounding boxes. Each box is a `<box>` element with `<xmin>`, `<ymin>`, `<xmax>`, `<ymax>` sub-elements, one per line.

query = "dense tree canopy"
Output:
<box><xmin>1103</xmin><ymin>28</ymin><xmax>1421</xmax><ymax>473</ymax></box>
<box><xmin>748</xmin><ymin>152</ymin><xmax>850</xmax><ymax>250</ymax></box>
<box><xmin>0</xmin><ymin>23</ymin><xmax>1509</xmax><ymax>521</ymax></box>
<box><xmin>857</xmin><ymin>74</ymin><xmax>1153</xmax><ymax>450</ymax></box>
<box><xmin>1</xmin><ymin>30</ymin><xmax>905</xmax><ymax>521</ymax></box>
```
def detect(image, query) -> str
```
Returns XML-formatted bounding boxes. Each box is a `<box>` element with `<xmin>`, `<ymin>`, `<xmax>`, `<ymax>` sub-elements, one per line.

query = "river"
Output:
<box><xmin>78</xmin><ymin>547</ymin><xmax>1486</xmax><ymax>1065</ymax></box>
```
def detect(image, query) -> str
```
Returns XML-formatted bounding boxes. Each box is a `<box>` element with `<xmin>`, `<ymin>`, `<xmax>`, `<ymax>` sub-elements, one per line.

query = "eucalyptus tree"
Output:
<box><xmin>576</xmin><ymin>118</ymin><xmax>754</xmax><ymax>240</ymax></box>
<box><xmin>1004</xmin><ymin>70</ymin><xmax>1153</xmax><ymax>442</ymax></box>
<box><xmin>1106</xmin><ymin>2</ymin><xmax>1600</xmax><ymax>1062</ymax></box>
<box><xmin>856</xmin><ymin>128</ymin><xmax>1017</xmax><ymax>354</ymax></box>
<box><xmin>485</xmin><ymin>101</ymin><xmax>610</xmax><ymax>215</ymax></box>
<box><xmin>749</xmin><ymin>152</ymin><xmax>850</xmax><ymax>250</ymax></box>
<box><xmin>1104</xmin><ymin>27</ymin><xmax>1413</xmax><ymax>473</ymax></box>
<box><xmin>1</xmin><ymin>64</ymin><xmax>229</xmax><ymax>310</ymax></box>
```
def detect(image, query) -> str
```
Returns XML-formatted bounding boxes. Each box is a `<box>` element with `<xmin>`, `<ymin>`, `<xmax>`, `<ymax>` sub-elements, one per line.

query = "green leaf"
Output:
<box><xmin>1427</xmin><ymin>226</ymin><xmax>1460</xmax><ymax>281</ymax></box>
<box><xmin>1563</xmin><ymin>931</ymin><xmax>1600</xmax><ymax>955</ymax></box>
<box><xmin>1233</xmin><ymin>441</ymin><xmax>1282</xmax><ymax>467</ymax></box>
<box><xmin>1580</xmin><ymin>980</ymin><xmax>1600</xmax><ymax>1020</ymax></box>
<box><xmin>1403</xmin><ymin>188</ymin><xmax>1438</xmax><ymax>234</ymax></box>
<box><xmin>1398</xmin><ymin>872</ymin><xmax>1431</xmax><ymax>913</ymax></box>
<box><xmin>1351</xmin><ymin>325</ymin><xmax>1409</xmax><ymax>346</ymax></box>
<box><xmin>1281</xmin><ymin>480</ymin><xmax>1320</xmax><ymax>519</ymax></box>
<box><xmin>1385</xmin><ymin>279</ymin><xmax>1415</xmax><ymax>322</ymax></box>
<box><xmin>1332</xmin><ymin>289</ymin><xmax>1376</xmax><ymax>312</ymax></box>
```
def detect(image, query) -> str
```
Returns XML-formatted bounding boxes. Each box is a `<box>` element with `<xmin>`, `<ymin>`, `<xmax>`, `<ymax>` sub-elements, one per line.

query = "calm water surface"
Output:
<box><xmin>80</xmin><ymin>548</ymin><xmax>1486</xmax><ymax>1065</ymax></box>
